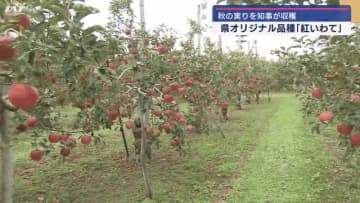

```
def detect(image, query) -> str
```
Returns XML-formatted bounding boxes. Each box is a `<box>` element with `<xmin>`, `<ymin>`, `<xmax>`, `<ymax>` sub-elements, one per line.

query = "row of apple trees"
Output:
<box><xmin>274</xmin><ymin>25</ymin><xmax>360</xmax><ymax>162</ymax></box>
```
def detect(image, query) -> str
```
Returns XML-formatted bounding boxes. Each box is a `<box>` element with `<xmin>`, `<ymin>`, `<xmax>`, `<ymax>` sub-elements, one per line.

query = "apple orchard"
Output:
<box><xmin>1</xmin><ymin>0</ymin><xmax>360</xmax><ymax>202</ymax></box>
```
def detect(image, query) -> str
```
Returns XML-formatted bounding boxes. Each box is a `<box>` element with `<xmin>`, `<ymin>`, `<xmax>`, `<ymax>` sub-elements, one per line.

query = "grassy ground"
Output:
<box><xmin>4</xmin><ymin>93</ymin><xmax>360</xmax><ymax>202</ymax></box>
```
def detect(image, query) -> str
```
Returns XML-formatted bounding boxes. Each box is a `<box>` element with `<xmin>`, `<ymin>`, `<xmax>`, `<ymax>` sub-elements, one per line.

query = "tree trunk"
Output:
<box><xmin>139</xmin><ymin>0</ymin><xmax>145</xmax><ymax>32</ymax></box>
<box><xmin>139</xmin><ymin>95</ymin><xmax>153</xmax><ymax>199</ymax></box>
<box><xmin>118</xmin><ymin>117</ymin><xmax>129</xmax><ymax>160</ymax></box>
<box><xmin>138</xmin><ymin>0</ymin><xmax>152</xmax><ymax>198</ymax></box>
<box><xmin>0</xmin><ymin>84</ymin><xmax>14</xmax><ymax>203</ymax></box>
<box><xmin>237</xmin><ymin>93</ymin><xmax>242</xmax><ymax>109</ymax></box>
<box><xmin>197</xmin><ymin>4</ymin><xmax>201</xmax><ymax>55</ymax></box>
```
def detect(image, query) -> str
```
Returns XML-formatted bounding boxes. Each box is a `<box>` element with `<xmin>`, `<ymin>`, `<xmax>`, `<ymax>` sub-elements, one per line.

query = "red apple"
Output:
<box><xmin>81</xmin><ymin>135</ymin><xmax>91</xmax><ymax>145</ymax></box>
<box><xmin>319</xmin><ymin>111</ymin><xmax>333</xmax><ymax>124</ymax></box>
<box><xmin>108</xmin><ymin>111</ymin><xmax>119</xmax><ymax>121</ymax></box>
<box><xmin>25</xmin><ymin>116</ymin><xmax>37</xmax><ymax>127</ymax></box>
<box><xmin>0</xmin><ymin>35</ymin><xmax>16</xmax><ymax>61</ymax></box>
<box><xmin>17</xmin><ymin>13</ymin><xmax>31</xmax><ymax>29</ymax></box>
<box><xmin>124</xmin><ymin>28</ymin><xmax>131</xmax><ymax>35</ymax></box>
<box><xmin>170</xmin><ymin>82</ymin><xmax>180</xmax><ymax>91</ymax></box>
<box><xmin>30</xmin><ymin>149</ymin><xmax>43</xmax><ymax>161</ymax></box>
<box><xmin>153</xmin><ymin>109</ymin><xmax>162</xmax><ymax>117</ymax></box>
<box><xmin>61</xmin><ymin>148</ymin><xmax>71</xmax><ymax>157</ymax></box>
<box><xmin>163</xmin><ymin>94</ymin><xmax>173</xmax><ymax>103</ymax></box>
<box><xmin>186</xmin><ymin>124</ymin><xmax>194</xmax><ymax>133</ymax></box>
<box><xmin>16</xmin><ymin>124</ymin><xmax>27</xmax><ymax>132</ymax></box>
<box><xmin>162</xmin><ymin>86</ymin><xmax>171</xmax><ymax>94</ymax></box>
<box><xmin>8</xmin><ymin>83</ymin><xmax>39</xmax><ymax>110</ymax></box>
<box><xmin>109</xmin><ymin>63</ymin><xmax>117</xmax><ymax>70</ymax></box>
<box><xmin>164</xmin><ymin>109</ymin><xmax>172</xmax><ymax>118</ymax></box>
<box><xmin>163</xmin><ymin>122</ymin><xmax>171</xmax><ymax>132</ymax></box>
<box><xmin>351</xmin><ymin>94</ymin><xmax>360</xmax><ymax>102</ymax></box>
<box><xmin>176</xmin><ymin>88</ymin><xmax>185</xmax><ymax>95</ymax></box>
<box><xmin>171</xmin><ymin>56</ymin><xmax>178</xmax><ymax>63</ymax></box>
<box><xmin>337</xmin><ymin>123</ymin><xmax>353</xmax><ymax>135</ymax></box>
<box><xmin>80</xmin><ymin>72</ymin><xmax>87</xmax><ymax>80</ymax></box>
<box><xmin>61</xmin><ymin>134</ymin><xmax>70</xmax><ymax>142</ymax></box>
<box><xmin>125</xmin><ymin>120</ymin><xmax>135</xmax><ymax>129</ymax></box>
<box><xmin>48</xmin><ymin>133</ymin><xmax>61</xmax><ymax>143</ymax></box>
<box><xmin>184</xmin><ymin>79</ymin><xmax>192</xmax><ymax>87</ymax></box>
<box><xmin>157</xmin><ymin>44</ymin><xmax>167</xmax><ymax>54</ymax></box>
<box><xmin>351</xmin><ymin>133</ymin><xmax>360</xmax><ymax>146</ymax></box>
<box><xmin>178</xmin><ymin>117</ymin><xmax>186</xmax><ymax>124</ymax></box>
<box><xmin>312</xmin><ymin>88</ymin><xmax>323</xmax><ymax>99</ymax></box>
<box><xmin>148</xmin><ymin>88</ymin><xmax>155</xmax><ymax>96</ymax></box>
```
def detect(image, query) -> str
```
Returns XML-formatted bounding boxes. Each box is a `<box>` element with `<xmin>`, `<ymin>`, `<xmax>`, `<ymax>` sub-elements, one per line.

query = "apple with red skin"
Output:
<box><xmin>4</xmin><ymin>11</ymin><xmax>31</xmax><ymax>30</ymax></box>
<box><xmin>8</xmin><ymin>83</ymin><xmax>39</xmax><ymax>110</ymax></box>
<box><xmin>337</xmin><ymin>123</ymin><xmax>353</xmax><ymax>135</ymax></box>
<box><xmin>81</xmin><ymin>135</ymin><xmax>91</xmax><ymax>145</ymax></box>
<box><xmin>80</xmin><ymin>72</ymin><xmax>87</xmax><ymax>80</ymax></box>
<box><xmin>48</xmin><ymin>133</ymin><xmax>61</xmax><ymax>143</ymax></box>
<box><xmin>125</xmin><ymin>120</ymin><xmax>135</xmax><ymax>129</ymax></box>
<box><xmin>124</xmin><ymin>28</ymin><xmax>131</xmax><ymax>35</ymax></box>
<box><xmin>171</xmin><ymin>56</ymin><xmax>178</xmax><ymax>63</ymax></box>
<box><xmin>176</xmin><ymin>88</ymin><xmax>185</xmax><ymax>96</ymax></box>
<box><xmin>61</xmin><ymin>148</ymin><xmax>71</xmax><ymax>157</ymax></box>
<box><xmin>186</xmin><ymin>124</ymin><xmax>194</xmax><ymax>133</ymax></box>
<box><xmin>109</xmin><ymin>63</ymin><xmax>116</xmax><ymax>70</ymax></box>
<box><xmin>163</xmin><ymin>94</ymin><xmax>173</xmax><ymax>103</ymax></box>
<box><xmin>17</xmin><ymin>13</ymin><xmax>31</xmax><ymax>29</ymax></box>
<box><xmin>312</xmin><ymin>88</ymin><xmax>323</xmax><ymax>99</ymax></box>
<box><xmin>61</xmin><ymin>134</ymin><xmax>70</xmax><ymax>142</ymax></box>
<box><xmin>169</xmin><ymin>139</ymin><xmax>177</xmax><ymax>146</ymax></box>
<box><xmin>222</xmin><ymin>102</ymin><xmax>229</xmax><ymax>108</ymax></box>
<box><xmin>163</xmin><ymin>122</ymin><xmax>171</xmax><ymax>132</ymax></box>
<box><xmin>25</xmin><ymin>116</ymin><xmax>37</xmax><ymax>127</ymax></box>
<box><xmin>178</xmin><ymin>117</ymin><xmax>186</xmax><ymax>124</ymax></box>
<box><xmin>351</xmin><ymin>94</ymin><xmax>360</xmax><ymax>102</ymax></box>
<box><xmin>30</xmin><ymin>149</ymin><xmax>43</xmax><ymax>161</ymax></box>
<box><xmin>0</xmin><ymin>35</ymin><xmax>16</xmax><ymax>61</ymax></box>
<box><xmin>170</xmin><ymin>82</ymin><xmax>180</xmax><ymax>91</ymax></box>
<box><xmin>108</xmin><ymin>111</ymin><xmax>119</xmax><ymax>121</ymax></box>
<box><xmin>157</xmin><ymin>44</ymin><xmax>167</xmax><ymax>54</ymax></box>
<box><xmin>175</xmin><ymin>112</ymin><xmax>184</xmax><ymax>120</ymax></box>
<box><xmin>162</xmin><ymin>86</ymin><xmax>171</xmax><ymax>94</ymax></box>
<box><xmin>184</xmin><ymin>79</ymin><xmax>192</xmax><ymax>87</ymax></box>
<box><xmin>153</xmin><ymin>109</ymin><xmax>162</xmax><ymax>117</ymax></box>
<box><xmin>148</xmin><ymin>88</ymin><xmax>155</xmax><ymax>96</ymax></box>
<box><xmin>319</xmin><ymin>111</ymin><xmax>333</xmax><ymax>124</ymax></box>
<box><xmin>164</xmin><ymin>110</ymin><xmax>172</xmax><ymax>118</ymax></box>
<box><xmin>350</xmin><ymin>133</ymin><xmax>360</xmax><ymax>146</ymax></box>
<box><xmin>16</xmin><ymin>124</ymin><xmax>27</xmax><ymax>132</ymax></box>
